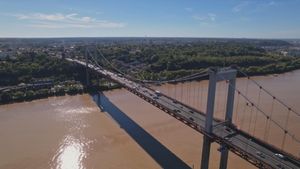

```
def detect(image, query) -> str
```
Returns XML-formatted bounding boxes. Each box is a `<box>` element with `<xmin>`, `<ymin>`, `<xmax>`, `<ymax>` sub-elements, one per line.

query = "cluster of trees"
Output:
<box><xmin>81</xmin><ymin>40</ymin><xmax>300</xmax><ymax>80</ymax></box>
<box><xmin>0</xmin><ymin>82</ymin><xmax>84</xmax><ymax>104</ymax></box>
<box><xmin>241</xmin><ymin>59</ymin><xmax>300</xmax><ymax>75</ymax></box>
<box><xmin>0</xmin><ymin>52</ymin><xmax>87</xmax><ymax>86</ymax></box>
<box><xmin>0</xmin><ymin>49</ymin><xmax>122</xmax><ymax>104</ymax></box>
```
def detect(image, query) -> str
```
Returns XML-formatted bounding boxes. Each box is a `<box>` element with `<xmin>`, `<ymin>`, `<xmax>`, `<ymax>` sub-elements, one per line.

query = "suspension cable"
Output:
<box><xmin>218</xmin><ymin>73</ymin><xmax>300</xmax><ymax>144</ymax></box>
<box><xmin>95</xmin><ymin>45</ymin><xmax>210</xmax><ymax>84</ymax></box>
<box><xmin>95</xmin><ymin>46</ymin><xmax>125</xmax><ymax>76</ymax></box>
<box><xmin>86</xmin><ymin>47</ymin><xmax>102</xmax><ymax>68</ymax></box>
<box><xmin>167</xmin><ymin>84</ymin><xmax>170</xmax><ymax>96</ymax></box>
<box><xmin>141</xmin><ymin>71</ymin><xmax>209</xmax><ymax>84</ymax></box>
<box><xmin>238</xmin><ymin>69</ymin><xmax>300</xmax><ymax>117</ymax></box>
<box><xmin>281</xmin><ymin>132</ymin><xmax>287</xmax><ymax>150</ymax></box>
<box><xmin>284</xmin><ymin>108</ymin><xmax>291</xmax><ymax>134</ymax></box>
<box><xmin>263</xmin><ymin>114</ymin><xmax>270</xmax><ymax>141</ymax></box>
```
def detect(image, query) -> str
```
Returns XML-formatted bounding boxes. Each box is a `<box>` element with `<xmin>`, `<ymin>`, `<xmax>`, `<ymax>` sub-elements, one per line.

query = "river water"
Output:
<box><xmin>0</xmin><ymin>70</ymin><xmax>300</xmax><ymax>169</ymax></box>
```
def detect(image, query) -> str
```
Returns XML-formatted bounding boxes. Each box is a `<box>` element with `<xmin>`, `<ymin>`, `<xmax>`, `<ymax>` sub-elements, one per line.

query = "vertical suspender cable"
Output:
<box><xmin>201</xmin><ymin>82</ymin><xmax>204</xmax><ymax>110</ymax></box>
<box><xmin>234</xmin><ymin>91</ymin><xmax>241</xmax><ymax>125</ymax></box>
<box><xmin>181</xmin><ymin>83</ymin><xmax>184</xmax><ymax>102</ymax></box>
<box><xmin>265</xmin><ymin>97</ymin><xmax>275</xmax><ymax>141</ymax></box>
<box><xmin>174</xmin><ymin>84</ymin><xmax>177</xmax><ymax>100</ymax></box>
<box><xmin>167</xmin><ymin>83</ymin><xmax>170</xmax><ymax>97</ymax></box>
<box><xmin>215</xmin><ymin>83</ymin><xmax>220</xmax><ymax>117</ymax></box>
<box><xmin>223</xmin><ymin>81</ymin><xmax>228</xmax><ymax>119</ymax></box>
<box><xmin>193</xmin><ymin>82</ymin><xmax>197</xmax><ymax>107</ymax></box>
<box><xmin>219</xmin><ymin>73</ymin><xmax>300</xmax><ymax>146</ymax></box>
<box><xmin>238</xmin><ymin>69</ymin><xmax>300</xmax><ymax>117</ymax></box>
<box><xmin>240</xmin><ymin>77</ymin><xmax>250</xmax><ymax>130</ymax></box>
<box><xmin>248</xmin><ymin>102</ymin><xmax>255</xmax><ymax>133</ymax></box>
<box><xmin>187</xmin><ymin>82</ymin><xmax>190</xmax><ymax>105</ymax></box>
<box><xmin>281</xmin><ymin>108</ymin><xmax>291</xmax><ymax>150</ymax></box>
<box><xmin>252</xmin><ymin>87</ymin><xmax>262</xmax><ymax>136</ymax></box>
<box><xmin>197</xmin><ymin>82</ymin><xmax>201</xmax><ymax>110</ymax></box>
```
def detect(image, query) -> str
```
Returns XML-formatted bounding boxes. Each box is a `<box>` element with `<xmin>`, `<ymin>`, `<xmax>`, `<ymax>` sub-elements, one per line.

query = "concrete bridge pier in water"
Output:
<box><xmin>201</xmin><ymin>67</ymin><xmax>237</xmax><ymax>169</ymax></box>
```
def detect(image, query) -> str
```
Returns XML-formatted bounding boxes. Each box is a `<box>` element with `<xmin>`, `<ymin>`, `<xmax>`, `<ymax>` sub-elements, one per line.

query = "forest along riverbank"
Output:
<box><xmin>0</xmin><ymin>70</ymin><xmax>300</xmax><ymax>169</ymax></box>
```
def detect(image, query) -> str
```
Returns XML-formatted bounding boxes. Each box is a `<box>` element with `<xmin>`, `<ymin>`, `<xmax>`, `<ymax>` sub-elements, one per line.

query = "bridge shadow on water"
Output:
<box><xmin>92</xmin><ymin>93</ymin><xmax>191</xmax><ymax>169</ymax></box>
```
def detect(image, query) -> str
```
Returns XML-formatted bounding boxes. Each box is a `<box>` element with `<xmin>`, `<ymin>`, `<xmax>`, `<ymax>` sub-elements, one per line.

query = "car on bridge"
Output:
<box><xmin>224</xmin><ymin>137</ymin><xmax>232</xmax><ymax>143</ymax></box>
<box><xmin>275</xmin><ymin>153</ymin><xmax>286</xmax><ymax>160</ymax></box>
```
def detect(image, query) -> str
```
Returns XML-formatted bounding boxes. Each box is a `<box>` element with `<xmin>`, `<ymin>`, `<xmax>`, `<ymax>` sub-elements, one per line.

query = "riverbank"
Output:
<box><xmin>0</xmin><ymin>82</ymin><xmax>121</xmax><ymax>105</ymax></box>
<box><xmin>1</xmin><ymin>67</ymin><xmax>299</xmax><ymax>105</ymax></box>
<box><xmin>139</xmin><ymin>63</ymin><xmax>300</xmax><ymax>82</ymax></box>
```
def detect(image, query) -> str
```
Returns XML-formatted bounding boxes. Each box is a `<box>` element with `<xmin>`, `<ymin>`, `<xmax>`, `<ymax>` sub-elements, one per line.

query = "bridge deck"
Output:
<box><xmin>68</xmin><ymin>58</ymin><xmax>300</xmax><ymax>169</ymax></box>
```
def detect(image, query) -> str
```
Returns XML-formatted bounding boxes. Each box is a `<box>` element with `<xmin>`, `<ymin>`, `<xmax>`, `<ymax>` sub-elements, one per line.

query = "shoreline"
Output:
<box><xmin>0</xmin><ymin>85</ymin><xmax>122</xmax><ymax>106</ymax></box>
<box><xmin>1</xmin><ymin>68</ymin><xmax>299</xmax><ymax>106</ymax></box>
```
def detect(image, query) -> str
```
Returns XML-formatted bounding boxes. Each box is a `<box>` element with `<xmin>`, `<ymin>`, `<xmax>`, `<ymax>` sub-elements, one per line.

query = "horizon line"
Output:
<box><xmin>0</xmin><ymin>36</ymin><xmax>299</xmax><ymax>40</ymax></box>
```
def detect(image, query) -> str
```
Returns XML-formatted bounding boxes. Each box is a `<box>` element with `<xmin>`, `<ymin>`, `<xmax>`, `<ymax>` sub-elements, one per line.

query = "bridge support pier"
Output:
<box><xmin>201</xmin><ymin>136</ymin><xmax>212</xmax><ymax>169</ymax></box>
<box><xmin>219</xmin><ymin>148</ymin><xmax>229</xmax><ymax>169</ymax></box>
<box><xmin>200</xmin><ymin>67</ymin><xmax>237</xmax><ymax>169</ymax></box>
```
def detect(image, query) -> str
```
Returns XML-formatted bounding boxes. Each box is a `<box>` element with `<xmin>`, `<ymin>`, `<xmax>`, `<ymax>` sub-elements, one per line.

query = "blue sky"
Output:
<box><xmin>0</xmin><ymin>0</ymin><xmax>299</xmax><ymax>38</ymax></box>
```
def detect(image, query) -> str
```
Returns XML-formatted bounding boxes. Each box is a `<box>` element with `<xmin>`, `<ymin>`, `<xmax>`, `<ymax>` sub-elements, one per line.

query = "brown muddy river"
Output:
<box><xmin>0</xmin><ymin>70</ymin><xmax>300</xmax><ymax>169</ymax></box>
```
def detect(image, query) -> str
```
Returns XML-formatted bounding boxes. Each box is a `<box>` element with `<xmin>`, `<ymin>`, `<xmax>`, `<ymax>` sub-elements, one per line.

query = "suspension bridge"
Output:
<box><xmin>65</xmin><ymin>49</ymin><xmax>300</xmax><ymax>169</ymax></box>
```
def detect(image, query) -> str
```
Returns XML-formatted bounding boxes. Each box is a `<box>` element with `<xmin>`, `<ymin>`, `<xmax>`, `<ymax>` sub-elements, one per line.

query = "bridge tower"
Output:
<box><xmin>85</xmin><ymin>49</ymin><xmax>90</xmax><ymax>87</ymax></box>
<box><xmin>200</xmin><ymin>67</ymin><xmax>237</xmax><ymax>169</ymax></box>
